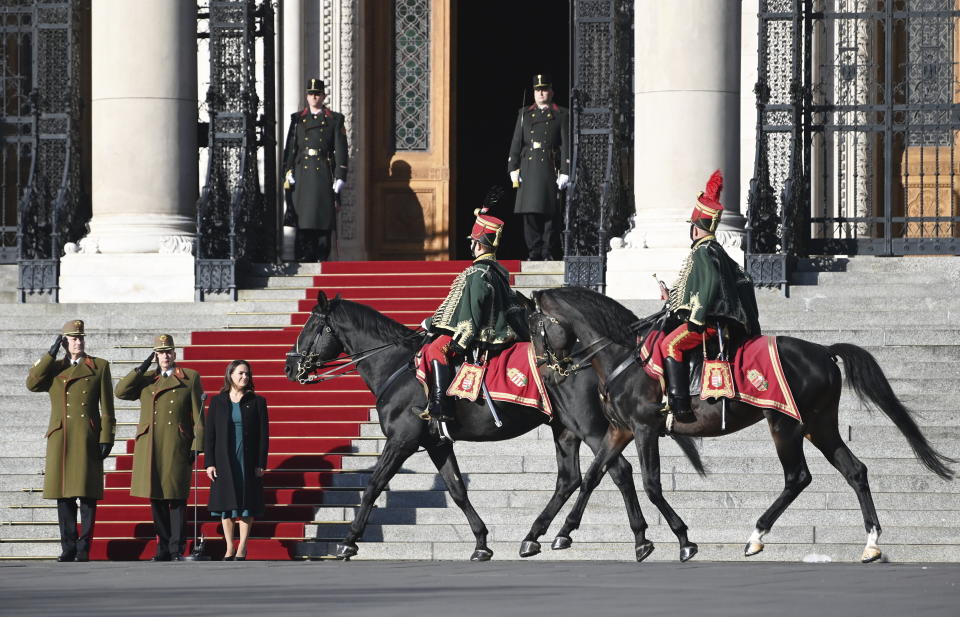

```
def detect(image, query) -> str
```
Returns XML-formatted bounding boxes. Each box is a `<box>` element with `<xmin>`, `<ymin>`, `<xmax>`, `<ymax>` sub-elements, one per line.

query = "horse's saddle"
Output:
<box><xmin>415</xmin><ymin>342</ymin><xmax>554</xmax><ymax>418</ymax></box>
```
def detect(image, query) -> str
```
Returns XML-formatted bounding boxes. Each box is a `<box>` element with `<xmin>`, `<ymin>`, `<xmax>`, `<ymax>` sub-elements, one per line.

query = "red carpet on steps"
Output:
<box><xmin>92</xmin><ymin>260</ymin><xmax>519</xmax><ymax>560</ymax></box>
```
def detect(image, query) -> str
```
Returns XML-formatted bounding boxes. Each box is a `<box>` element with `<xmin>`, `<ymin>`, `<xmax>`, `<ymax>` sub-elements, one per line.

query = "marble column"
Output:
<box><xmin>279</xmin><ymin>0</ymin><xmax>304</xmax><ymax>261</ymax></box>
<box><xmin>60</xmin><ymin>0</ymin><xmax>197</xmax><ymax>302</ymax></box>
<box><xmin>606</xmin><ymin>0</ymin><xmax>744</xmax><ymax>300</ymax></box>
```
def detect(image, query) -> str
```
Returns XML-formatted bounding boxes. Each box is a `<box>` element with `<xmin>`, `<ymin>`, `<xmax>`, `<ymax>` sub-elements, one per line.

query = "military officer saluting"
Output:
<box><xmin>282</xmin><ymin>78</ymin><xmax>349</xmax><ymax>262</ymax></box>
<box><xmin>508</xmin><ymin>74</ymin><xmax>570</xmax><ymax>260</ymax></box>
<box><xmin>116</xmin><ymin>334</ymin><xmax>204</xmax><ymax>561</ymax></box>
<box><xmin>26</xmin><ymin>320</ymin><xmax>116</xmax><ymax>562</ymax></box>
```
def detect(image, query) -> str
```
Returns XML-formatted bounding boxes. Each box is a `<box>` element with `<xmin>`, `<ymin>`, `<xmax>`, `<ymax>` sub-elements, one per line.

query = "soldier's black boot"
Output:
<box><xmin>426</xmin><ymin>360</ymin><xmax>455</xmax><ymax>443</ymax></box>
<box><xmin>664</xmin><ymin>357</ymin><xmax>695</xmax><ymax>423</ymax></box>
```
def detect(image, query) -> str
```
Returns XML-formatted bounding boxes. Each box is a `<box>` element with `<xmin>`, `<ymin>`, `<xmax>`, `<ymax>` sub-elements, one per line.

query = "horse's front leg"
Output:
<box><xmin>336</xmin><ymin>438</ymin><xmax>417</xmax><ymax>559</ymax></box>
<box><xmin>519</xmin><ymin>423</ymin><xmax>583</xmax><ymax>558</ymax></box>
<box><xmin>634</xmin><ymin>425</ymin><xmax>697</xmax><ymax>562</ymax></box>
<box><xmin>553</xmin><ymin>426</ymin><xmax>634</xmax><ymax>552</ymax></box>
<box><xmin>427</xmin><ymin>443</ymin><xmax>492</xmax><ymax>561</ymax></box>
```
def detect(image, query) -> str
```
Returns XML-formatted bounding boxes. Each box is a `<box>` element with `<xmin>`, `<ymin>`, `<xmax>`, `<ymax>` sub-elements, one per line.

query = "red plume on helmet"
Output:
<box><xmin>689</xmin><ymin>169</ymin><xmax>724</xmax><ymax>233</ymax></box>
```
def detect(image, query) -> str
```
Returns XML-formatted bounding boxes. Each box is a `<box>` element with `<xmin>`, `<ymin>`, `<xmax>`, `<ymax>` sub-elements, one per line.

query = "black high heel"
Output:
<box><xmin>223</xmin><ymin>555</ymin><xmax>235</xmax><ymax>561</ymax></box>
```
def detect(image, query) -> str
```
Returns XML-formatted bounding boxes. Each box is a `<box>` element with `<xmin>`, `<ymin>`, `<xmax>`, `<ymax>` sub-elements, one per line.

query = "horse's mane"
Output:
<box><xmin>542</xmin><ymin>287</ymin><xmax>638</xmax><ymax>347</ymax></box>
<box><xmin>335</xmin><ymin>299</ymin><xmax>421</xmax><ymax>351</ymax></box>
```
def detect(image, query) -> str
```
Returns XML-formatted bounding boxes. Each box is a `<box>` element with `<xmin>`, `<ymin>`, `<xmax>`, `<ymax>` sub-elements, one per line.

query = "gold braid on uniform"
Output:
<box><xmin>430</xmin><ymin>267</ymin><xmax>474</xmax><ymax>330</ymax></box>
<box><xmin>668</xmin><ymin>252</ymin><xmax>695</xmax><ymax>313</ymax></box>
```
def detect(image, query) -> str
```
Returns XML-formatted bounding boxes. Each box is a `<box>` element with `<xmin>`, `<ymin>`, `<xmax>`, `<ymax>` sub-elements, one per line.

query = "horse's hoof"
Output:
<box><xmin>334</xmin><ymin>543</ymin><xmax>358</xmax><ymax>560</ymax></box>
<box><xmin>679</xmin><ymin>543</ymin><xmax>698</xmax><ymax>562</ymax></box>
<box><xmin>635</xmin><ymin>540</ymin><xmax>655</xmax><ymax>563</ymax></box>
<box><xmin>861</xmin><ymin>546</ymin><xmax>882</xmax><ymax>563</ymax></box>
<box><xmin>470</xmin><ymin>548</ymin><xmax>493</xmax><ymax>562</ymax></box>
<box><xmin>744</xmin><ymin>541</ymin><xmax>764</xmax><ymax>557</ymax></box>
<box><xmin>519</xmin><ymin>540</ymin><xmax>541</xmax><ymax>558</ymax></box>
<box><xmin>551</xmin><ymin>536</ymin><xmax>573</xmax><ymax>550</ymax></box>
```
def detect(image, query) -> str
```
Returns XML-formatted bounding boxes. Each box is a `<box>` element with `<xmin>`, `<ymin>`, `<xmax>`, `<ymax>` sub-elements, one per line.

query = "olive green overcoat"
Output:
<box><xmin>115</xmin><ymin>366</ymin><xmax>204</xmax><ymax>500</ymax></box>
<box><xmin>26</xmin><ymin>354</ymin><xmax>116</xmax><ymax>500</ymax></box>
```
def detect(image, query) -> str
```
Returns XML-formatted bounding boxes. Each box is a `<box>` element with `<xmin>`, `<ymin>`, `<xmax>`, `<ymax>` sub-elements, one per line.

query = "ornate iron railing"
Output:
<box><xmin>9</xmin><ymin>0</ymin><xmax>86</xmax><ymax>301</ymax></box>
<box><xmin>196</xmin><ymin>0</ymin><xmax>276</xmax><ymax>301</ymax></box>
<box><xmin>563</xmin><ymin>0</ymin><xmax>634</xmax><ymax>291</ymax></box>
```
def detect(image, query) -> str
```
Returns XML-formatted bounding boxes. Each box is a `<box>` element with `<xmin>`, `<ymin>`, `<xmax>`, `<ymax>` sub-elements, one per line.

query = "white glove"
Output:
<box><xmin>420</xmin><ymin>318</ymin><xmax>429</xmax><ymax>331</ymax></box>
<box><xmin>285</xmin><ymin>170</ymin><xmax>295</xmax><ymax>186</ymax></box>
<box><xmin>556</xmin><ymin>173</ymin><xmax>569</xmax><ymax>191</ymax></box>
<box><xmin>509</xmin><ymin>170</ymin><xmax>521</xmax><ymax>188</ymax></box>
<box><xmin>332</xmin><ymin>179</ymin><xmax>344</xmax><ymax>194</ymax></box>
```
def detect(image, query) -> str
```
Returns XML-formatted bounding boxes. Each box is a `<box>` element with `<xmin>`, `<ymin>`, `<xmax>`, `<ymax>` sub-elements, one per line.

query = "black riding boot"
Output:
<box><xmin>664</xmin><ymin>357</ymin><xmax>695</xmax><ymax>423</ymax></box>
<box><xmin>426</xmin><ymin>360</ymin><xmax>455</xmax><ymax>442</ymax></box>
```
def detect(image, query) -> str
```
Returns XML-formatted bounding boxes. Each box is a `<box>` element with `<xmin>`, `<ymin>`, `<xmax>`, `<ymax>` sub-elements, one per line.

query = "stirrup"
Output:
<box><xmin>430</xmin><ymin>418</ymin><xmax>454</xmax><ymax>444</ymax></box>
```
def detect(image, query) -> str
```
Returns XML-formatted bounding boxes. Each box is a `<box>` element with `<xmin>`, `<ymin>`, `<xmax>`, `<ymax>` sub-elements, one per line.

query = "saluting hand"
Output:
<box><xmin>135</xmin><ymin>352</ymin><xmax>155</xmax><ymax>375</ymax></box>
<box><xmin>48</xmin><ymin>335</ymin><xmax>65</xmax><ymax>358</ymax></box>
<box><xmin>206</xmin><ymin>466</ymin><xmax>217</xmax><ymax>481</ymax></box>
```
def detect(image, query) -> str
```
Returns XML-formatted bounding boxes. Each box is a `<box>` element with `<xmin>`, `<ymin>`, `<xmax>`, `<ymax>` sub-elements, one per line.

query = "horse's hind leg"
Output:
<box><xmin>807</xmin><ymin>422</ymin><xmax>882</xmax><ymax>563</ymax></box>
<box><xmin>337</xmin><ymin>439</ymin><xmax>417</xmax><ymax>559</ymax></box>
<box><xmin>520</xmin><ymin>423</ymin><xmax>583</xmax><ymax>558</ymax></box>
<box><xmin>746</xmin><ymin>412</ymin><xmax>811</xmax><ymax>557</ymax></box>
<box><xmin>634</xmin><ymin>426</ymin><xmax>696</xmax><ymax>562</ymax></box>
<box><xmin>554</xmin><ymin>426</ymin><xmax>634</xmax><ymax>553</ymax></box>
<box><xmin>427</xmin><ymin>443</ymin><xmax>492</xmax><ymax>561</ymax></box>
<box><xmin>593</xmin><ymin>436</ymin><xmax>653</xmax><ymax>562</ymax></box>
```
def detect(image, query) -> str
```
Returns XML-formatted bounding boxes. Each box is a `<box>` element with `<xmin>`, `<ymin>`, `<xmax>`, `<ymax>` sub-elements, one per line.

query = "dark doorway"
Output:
<box><xmin>454</xmin><ymin>1</ymin><xmax>570</xmax><ymax>260</ymax></box>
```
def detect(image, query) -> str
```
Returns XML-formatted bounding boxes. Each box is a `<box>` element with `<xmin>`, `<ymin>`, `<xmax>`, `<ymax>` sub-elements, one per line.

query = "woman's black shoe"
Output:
<box><xmin>223</xmin><ymin>555</ymin><xmax>235</xmax><ymax>561</ymax></box>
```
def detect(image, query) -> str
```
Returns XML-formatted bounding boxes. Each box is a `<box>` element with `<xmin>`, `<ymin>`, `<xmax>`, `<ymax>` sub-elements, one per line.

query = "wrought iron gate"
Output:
<box><xmin>564</xmin><ymin>0</ymin><xmax>634</xmax><ymax>290</ymax></box>
<box><xmin>749</xmin><ymin>0</ymin><xmax>960</xmax><ymax>285</ymax></box>
<box><xmin>196</xmin><ymin>0</ymin><xmax>276</xmax><ymax>300</ymax></box>
<box><xmin>2</xmin><ymin>0</ymin><xmax>86</xmax><ymax>299</ymax></box>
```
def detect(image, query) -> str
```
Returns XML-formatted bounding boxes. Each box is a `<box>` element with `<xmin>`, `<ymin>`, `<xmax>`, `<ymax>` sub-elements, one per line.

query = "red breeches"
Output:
<box><xmin>421</xmin><ymin>334</ymin><xmax>454</xmax><ymax>366</ymax></box>
<box><xmin>658</xmin><ymin>323</ymin><xmax>718</xmax><ymax>362</ymax></box>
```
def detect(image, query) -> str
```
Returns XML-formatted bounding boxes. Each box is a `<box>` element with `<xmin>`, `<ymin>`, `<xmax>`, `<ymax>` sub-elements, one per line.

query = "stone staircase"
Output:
<box><xmin>1</xmin><ymin>257</ymin><xmax>957</xmax><ymax>562</ymax></box>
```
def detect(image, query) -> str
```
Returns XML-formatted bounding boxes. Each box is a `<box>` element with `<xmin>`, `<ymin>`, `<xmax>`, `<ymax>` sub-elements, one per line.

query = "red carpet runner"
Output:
<box><xmin>92</xmin><ymin>260</ymin><xmax>519</xmax><ymax>560</ymax></box>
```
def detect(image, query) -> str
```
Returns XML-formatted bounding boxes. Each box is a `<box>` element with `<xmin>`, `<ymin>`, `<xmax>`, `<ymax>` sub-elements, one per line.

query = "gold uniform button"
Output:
<box><xmin>81</xmin><ymin>414</ymin><xmax>85</xmax><ymax>418</ymax></box>
<box><xmin>66</xmin><ymin>414</ymin><xmax>71</xmax><ymax>418</ymax></box>
<box><xmin>168</xmin><ymin>421</ymin><xmax>172</xmax><ymax>425</ymax></box>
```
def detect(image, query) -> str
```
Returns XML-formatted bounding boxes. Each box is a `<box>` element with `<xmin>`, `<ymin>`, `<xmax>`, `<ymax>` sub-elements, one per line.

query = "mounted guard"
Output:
<box><xmin>658</xmin><ymin>170</ymin><xmax>761</xmax><ymax>423</ymax></box>
<box><xmin>418</xmin><ymin>202</ymin><xmax>523</xmax><ymax>442</ymax></box>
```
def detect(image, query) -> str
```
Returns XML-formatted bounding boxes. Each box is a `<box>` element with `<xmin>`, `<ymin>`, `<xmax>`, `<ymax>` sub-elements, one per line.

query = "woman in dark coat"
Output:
<box><xmin>204</xmin><ymin>360</ymin><xmax>269</xmax><ymax>560</ymax></box>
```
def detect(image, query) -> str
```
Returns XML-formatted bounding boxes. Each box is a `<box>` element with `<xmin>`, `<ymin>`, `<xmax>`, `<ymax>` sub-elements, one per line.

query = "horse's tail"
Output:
<box><xmin>829</xmin><ymin>343</ymin><xmax>955</xmax><ymax>481</ymax></box>
<box><xmin>671</xmin><ymin>434</ymin><xmax>707</xmax><ymax>477</ymax></box>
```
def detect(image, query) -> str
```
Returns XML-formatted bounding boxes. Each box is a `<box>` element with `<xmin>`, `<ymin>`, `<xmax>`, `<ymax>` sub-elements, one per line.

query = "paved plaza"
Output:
<box><xmin>1</xmin><ymin>560</ymin><xmax>957</xmax><ymax>617</ymax></box>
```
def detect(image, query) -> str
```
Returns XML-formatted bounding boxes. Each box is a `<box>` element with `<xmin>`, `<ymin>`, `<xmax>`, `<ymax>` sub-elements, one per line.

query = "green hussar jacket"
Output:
<box><xmin>668</xmin><ymin>235</ymin><xmax>761</xmax><ymax>336</ymax></box>
<box><xmin>425</xmin><ymin>256</ymin><xmax>521</xmax><ymax>353</ymax></box>
<box><xmin>115</xmin><ymin>366</ymin><xmax>204</xmax><ymax>500</ymax></box>
<box><xmin>27</xmin><ymin>354</ymin><xmax>116</xmax><ymax>500</ymax></box>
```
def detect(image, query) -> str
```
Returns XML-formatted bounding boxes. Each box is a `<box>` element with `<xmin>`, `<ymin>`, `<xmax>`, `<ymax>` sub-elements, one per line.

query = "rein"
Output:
<box><xmin>287</xmin><ymin>308</ymin><xmax>424</xmax><ymax>385</ymax></box>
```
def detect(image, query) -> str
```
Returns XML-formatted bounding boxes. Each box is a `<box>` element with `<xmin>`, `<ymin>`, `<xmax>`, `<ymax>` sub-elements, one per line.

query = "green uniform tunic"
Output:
<box><xmin>116</xmin><ymin>366</ymin><xmax>204</xmax><ymax>500</ymax></box>
<box><xmin>508</xmin><ymin>103</ymin><xmax>570</xmax><ymax>216</ymax></box>
<box><xmin>668</xmin><ymin>235</ymin><xmax>761</xmax><ymax>336</ymax></box>
<box><xmin>27</xmin><ymin>355</ymin><xmax>116</xmax><ymax>500</ymax></box>
<box><xmin>282</xmin><ymin>107</ymin><xmax>349</xmax><ymax>230</ymax></box>
<box><xmin>425</xmin><ymin>256</ymin><xmax>522</xmax><ymax>354</ymax></box>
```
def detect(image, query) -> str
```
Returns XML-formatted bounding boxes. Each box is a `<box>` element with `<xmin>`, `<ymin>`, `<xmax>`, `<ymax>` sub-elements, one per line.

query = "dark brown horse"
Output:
<box><xmin>530</xmin><ymin>286</ymin><xmax>955</xmax><ymax>562</ymax></box>
<box><xmin>284</xmin><ymin>291</ymin><xmax>706</xmax><ymax>561</ymax></box>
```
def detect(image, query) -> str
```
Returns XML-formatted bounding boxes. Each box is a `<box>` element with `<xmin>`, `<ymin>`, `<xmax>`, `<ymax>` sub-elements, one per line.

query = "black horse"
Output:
<box><xmin>530</xmin><ymin>286</ymin><xmax>955</xmax><ymax>563</ymax></box>
<box><xmin>284</xmin><ymin>291</ymin><xmax>705</xmax><ymax>561</ymax></box>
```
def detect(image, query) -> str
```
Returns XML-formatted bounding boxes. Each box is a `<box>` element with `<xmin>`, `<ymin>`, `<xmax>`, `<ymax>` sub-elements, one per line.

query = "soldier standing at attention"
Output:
<box><xmin>26</xmin><ymin>320</ymin><xmax>116</xmax><ymax>562</ymax></box>
<box><xmin>282</xmin><ymin>78</ymin><xmax>349</xmax><ymax>262</ymax></box>
<box><xmin>116</xmin><ymin>334</ymin><xmax>204</xmax><ymax>561</ymax></box>
<box><xmin>507</xmin><ymin>74</ymin><xmax>570</xmax><ymax>261</ymax></box>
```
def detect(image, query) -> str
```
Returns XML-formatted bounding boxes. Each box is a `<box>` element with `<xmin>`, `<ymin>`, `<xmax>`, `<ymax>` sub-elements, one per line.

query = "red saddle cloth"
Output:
<box><xmin>415</xmin><ymin>342</ymin><xmax>553</xmax><ymax>418</ymax></box>
<box><xmin>639</xmin><ymin>331</ymin><xmax>801</xmax><ymax>421</ymax></box>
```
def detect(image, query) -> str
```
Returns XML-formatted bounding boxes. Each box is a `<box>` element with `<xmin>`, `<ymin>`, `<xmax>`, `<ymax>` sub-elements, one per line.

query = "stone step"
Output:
<box><xmin>793</xmin><ymin>256</ymin><xmax>960</xmax><ymax>275</ymax></box>
<box><xmin>297</xmin><ymin>523</ymin><xmax>959</xmax><ymax>545</ymax></box>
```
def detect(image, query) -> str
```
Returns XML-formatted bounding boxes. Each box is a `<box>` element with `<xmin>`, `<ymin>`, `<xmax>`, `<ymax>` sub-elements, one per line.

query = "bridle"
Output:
<box><xmin>286</xmin><ymin>308</ymin><xmax>423</xmax><ymax>385</ymax></box>
<box><xmin>530</xmin><ymin>301</ymin><xmax>612</xmax><ymax>378</ymax></box>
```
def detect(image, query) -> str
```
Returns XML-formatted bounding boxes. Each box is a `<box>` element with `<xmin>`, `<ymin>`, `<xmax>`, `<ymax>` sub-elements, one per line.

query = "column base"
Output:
<box><xmin>59</xmin><ymin>253</ymin><xmax>195</xmax><ymax>303</ymax></box>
